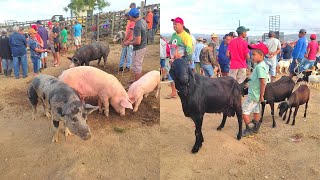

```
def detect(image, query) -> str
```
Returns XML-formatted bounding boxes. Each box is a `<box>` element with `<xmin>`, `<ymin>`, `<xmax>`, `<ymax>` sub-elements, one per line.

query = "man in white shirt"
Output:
<box><xmin>192</xmin><ymin>37</ymin><xmax>206</xmax><ymax>74</ymax></box>
<box><xmin>265</xmin><ymin>31</ymin><xmax>281</xmax><ymax>82</ymax></box>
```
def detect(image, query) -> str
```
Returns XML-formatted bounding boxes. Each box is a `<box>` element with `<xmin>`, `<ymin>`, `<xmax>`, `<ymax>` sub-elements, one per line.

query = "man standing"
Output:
<box><xmin>119</xmin><ymin>9</ymin><xmax>135</xmax><ymax>72</ymax></box>
<box><xmin>60</xmin><ymin>26</ymin><xmax>68</xmax><ymax>56</ymax></box>
<box><xmin>9</xmin><ymin>26</ymin><xmax>28</xmax><ymax>79</ymax></box>
<box><xmin>48</xmin><ymin>21</ymin><xmax>56</xmax><ymax>65</ymax></box>
<box><xmin>73</xmin><ymin>20</ymin><xmax>82</xmax><ymax>50</ymax></box>
<box><xmin>0</xmin><ymin>28</ymin><xmax>12</xmax><ymax>77</ymax></box>
<box><xmin>211</xmin><ymin>33</ymin><xmax>219</xmax><ymax>61</ymax></box>
<box><xmin>289</xmin><ymin>29</ymin><xmax>307</xmax><ymax>78</ymax></box>
<box><xmin>200</xmin><ymin>43</ymin><xmax>219</xmax><ymax>78</ymax></box>
<box><xmin>192</xmin><ymin>37</ymin><xmax>205</xmax><ymax>74</ymax></box>
<box><xmin>152</xmin><ymin>9</ymin><xmax>159</xmax><ymax>43</ymax></box>
<box><xmin>36</xmin><ymin>20</ymin><xmax>48</xmax><ymax>69</ymax></box>
<box><xmin>145</xmin><ymin>8</ymin><xmax>153</xmax><ymax>44</ymax></box>
<box><xmin>218</xmin><ymin>34</ymin><xmax>232</xmax><ymax>76</ymax></box>
<box><xmin>123</xmin><ymin>8</ymin><xmax>148</xmax><ymax>82</ymax></box>
<box><xmin>227</xmin><ymin>26</ymin><xmax>250</xmax><ymax>83</ymax></box>
<box><xmin>265</xmin><ymin>31</ymin><xmax>281</xmax><ymax>82</ymax></box>
<box><xmin>52</xmin><ymin>20</ymin><xmax>61</xmax><ymax>66</ymax></box>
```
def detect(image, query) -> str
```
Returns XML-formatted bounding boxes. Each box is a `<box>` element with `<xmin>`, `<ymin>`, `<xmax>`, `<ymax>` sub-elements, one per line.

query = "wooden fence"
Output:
<box><xmin>0</xmin><ymin>2</ymin><xmax>160</xmax><ymax>45</ymax></box>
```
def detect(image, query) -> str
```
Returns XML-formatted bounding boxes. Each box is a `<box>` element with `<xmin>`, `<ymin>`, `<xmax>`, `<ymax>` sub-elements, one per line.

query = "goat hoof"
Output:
<box><xmin>191</xmin><ymin>146</ymin><xmax>200</xmax><ymax>154</ymax></box>
<box><xmin>286</xmin><ymin>122</ymin><xmax>289</xmax><ymax>124</ymax></box>
<box><xmin>217</xmin><ymin>126</ymin><xmax>222</xmax><ymax>131</ymax></box>
<box><xmin>237</xmin><ymin>134</ymin><xmax>242</xmax><ymax>140</ymax></box>
<box><xmin>272</xmin><ymin>124</ymin><xmax>276</xmax><ymax>128</ymax></box>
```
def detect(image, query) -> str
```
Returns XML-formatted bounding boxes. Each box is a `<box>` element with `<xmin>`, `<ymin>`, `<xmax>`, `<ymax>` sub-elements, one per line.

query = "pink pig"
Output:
<box><xmin>58</xmin><ymin>66</ymin><xmax>133</xmax><ymax>116</ymax></box>
<box><xmin>127</xmin><ymin>70</ymin><xmax>160</xmax><ymax>112</ymax></box>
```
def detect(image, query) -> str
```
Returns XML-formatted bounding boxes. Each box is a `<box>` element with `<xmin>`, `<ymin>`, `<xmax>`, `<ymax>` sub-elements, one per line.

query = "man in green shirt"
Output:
<box><xmin>242</xmin><ymin>43</ymin><xmax>269</xmax><ymax>137</ymax></box>
<box><xmin>60</xmin><ymin>27</ymin><xmax>68</xmax><ymax>56</ymax></box>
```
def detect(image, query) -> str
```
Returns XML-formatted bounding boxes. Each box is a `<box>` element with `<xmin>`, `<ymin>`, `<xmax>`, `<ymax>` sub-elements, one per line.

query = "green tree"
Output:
<box><xmin>63</xmin><ymin>0</ymin><xmax>110</xmax><ymax>16</ymax></box>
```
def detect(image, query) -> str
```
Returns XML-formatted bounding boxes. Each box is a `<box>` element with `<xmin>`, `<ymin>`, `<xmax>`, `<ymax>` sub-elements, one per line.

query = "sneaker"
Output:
<box><xmin>119</xmin><ymin>67</ymin><xmax>124</xmax><ymax>72</ymax></box>
<box><xmin>242</xmin><ymin>123</ymin><xmax>255</xmax><ymax>137</ymax></box>
<box><xmin>125</xmin><ymin>67</ymin><xmax>130</xmax><ymax>72</ymax></box>
<box><xmin>161</xmin><ymin>77</ymin><xmax>165</xmax><ymax>81</ymax></box>
<box><xmin>251</xmin><ymin>120</ymin><xmax>261</xmax><ymax>133</ymax></box>
<box><xmin>44</xmin><ymin>63</ymin><xmax>47</xmax><ymax>68</ymax></box>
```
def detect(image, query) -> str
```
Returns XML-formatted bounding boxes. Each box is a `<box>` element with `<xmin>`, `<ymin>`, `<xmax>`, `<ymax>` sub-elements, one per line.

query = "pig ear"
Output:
<box><xmin>84</xmin><ymin>104</ymin><xmax>99</xmax><ymax>114</ymax></box>
<box><xmin>120</xmin><ymin>99</ymin><xmax>133</xmax><ymax>109</ymax></box>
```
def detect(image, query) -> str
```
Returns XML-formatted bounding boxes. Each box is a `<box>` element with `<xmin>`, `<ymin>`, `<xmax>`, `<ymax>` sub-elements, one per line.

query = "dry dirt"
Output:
<box><xmin>0</xmin><ymin>42</ymin><xmax>160</xmax><ymax>179</ymax></box>
<box><xmin>160</xmin><ymin>75</ymin><xmax>320</xmax><ymax>180</ymax></box>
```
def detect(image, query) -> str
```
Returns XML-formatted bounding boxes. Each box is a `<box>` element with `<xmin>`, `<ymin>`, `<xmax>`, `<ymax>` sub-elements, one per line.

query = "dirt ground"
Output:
<box><xmin>160</xmin><ymin>75</ymin><xmax>320</xmax><ymax>180</ymax></box>
<box><xmin>0</xmin><ymin>42</ymin><xmax>160</xmax><ymax>179</ymax></box>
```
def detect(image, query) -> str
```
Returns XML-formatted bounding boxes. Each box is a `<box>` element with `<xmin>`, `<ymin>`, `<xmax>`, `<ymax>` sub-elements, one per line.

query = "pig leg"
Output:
<box><xmin>103</xmin><ymin>55</ymin><xmax>107</xmax><ymax>68</ymax></box>
<box><xmin>52</xmin><ymin>121</ymin><xmax>62</xmax><ymax>143</ymax></box>
<box><xmin>32</xmin><ymin>105</ymin><xmax>37</xmax><ymax>120</ymax></box>
<box><xmin>155</xmin><ymin>84</ymin><xmax>160</xmax><ymax>98</ymax></box>
<box><xmin>133</xmin><ymin>96</ymin><xmax>143</xmax><ymax>112</ymax></box>
<box><xmin>98</xmin><ymin>98</ymin><xmax>103</xmax><ymax>113</ymax></box>
<box><xmin>43</xmin><ymin>101</ymin><xmax>51</xmax><ymax>118</ymax></box>
<box><xmin>98</xmin><ymin>57</ymin><xmax>102</xmax><ymax>66</ymax></box>
<box><xmin>64</xmin><ymin>127</ymin><xmax>72</xmax><ymax>137</ymax></box>
<box><xmin>102</xmin><ymin>97</ymin><xmax>110</xmax><ymax>116</ymax></box>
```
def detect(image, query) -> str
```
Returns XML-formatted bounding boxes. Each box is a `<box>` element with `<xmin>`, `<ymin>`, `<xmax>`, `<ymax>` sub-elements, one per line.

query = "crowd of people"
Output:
<box><xmin>0</xmin><ymin>19</ymin><xmax>83</xmax><ymax>79</ymax></box>
<box><xmin>160</xmin><ymin>16</ymin><xmax>320</xmax><ymax>137</ymax></box>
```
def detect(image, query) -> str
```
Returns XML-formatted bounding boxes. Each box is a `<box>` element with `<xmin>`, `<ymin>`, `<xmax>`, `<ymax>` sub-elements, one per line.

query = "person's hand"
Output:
<box><xmin>304</xmin><ymin>54</ymin><xmax>308</xmax><ymax>58</ymax></box>
<box><xmin>260</xmin><ymin>97</ymin><xmax>264</xmax><ymax>102</ymax></box>
<box><xmin>295</xmin><ymin>60</ymin><xmax>299</xmax><ymax>64</ymax></box>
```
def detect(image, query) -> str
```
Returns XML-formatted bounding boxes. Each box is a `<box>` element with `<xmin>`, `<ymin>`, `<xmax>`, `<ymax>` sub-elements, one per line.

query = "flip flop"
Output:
<box><xmin>165</xmin><ymin>95</ymin><xmax>177</xmax><ymax>99</ymax></box>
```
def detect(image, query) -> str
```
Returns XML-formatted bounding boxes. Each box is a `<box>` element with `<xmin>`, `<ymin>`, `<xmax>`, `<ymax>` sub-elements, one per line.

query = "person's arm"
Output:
<box><xmin>293</xmin><ymin>39</ymin><xmax>303</xmax><ymax>61</ymax></box>
<box><xmin>259</xmin><ymin>78</ymin><xmax>266</xmax><ymax>102</ymax></box>
<box><xmin>305</xmin><ymin>47</ymin><xmax>310</xmax><ymax>58</ymax></box>
<box><xmin>246</xmin><ymin>53</ymin><xmax>250</xmax><ymax>60</ymax></box>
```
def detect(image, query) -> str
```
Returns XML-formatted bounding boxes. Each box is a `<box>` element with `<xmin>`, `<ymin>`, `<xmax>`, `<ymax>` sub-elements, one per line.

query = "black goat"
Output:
<box><xmin>278</xmin><ymin>85</ymin><xmax>310</xmax><ymax>125</ymax></box>
<box><xmin>169</xmin><ymin>59</ymin><xmax>243</xmax><ymax>153</ymax></box>
<box><xmin>261</xmin><ymin>76</ymin><xmax>295</xmax><ymax>127</ymax></box>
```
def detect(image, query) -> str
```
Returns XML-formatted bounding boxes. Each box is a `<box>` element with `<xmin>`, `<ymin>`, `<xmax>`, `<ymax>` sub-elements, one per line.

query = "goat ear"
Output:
<box><xmin>188</xmin><ymin>67</ymin><xmax>194</xmax><ymax>79</ymax></box>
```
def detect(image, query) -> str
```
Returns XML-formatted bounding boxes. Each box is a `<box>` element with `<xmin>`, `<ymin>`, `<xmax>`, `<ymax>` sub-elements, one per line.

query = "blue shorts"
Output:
<box><xmin>219</xmin><ymin>63</ymin><xmax>230</xmax><ymax>73</ymax></box>
<box><xmin>264</xmin><ymin>58</ymin><xmax>277</xmax><ymax>76</ymax></box>
<box><xmin>201</xmin><ymin>64</ymin><xmax>214</xmax><ymax>77</ymax></box>
<box><xmin>160</xmin><ymin>59</ymin><xmax>166</xmax><ymax>68</ymax></box>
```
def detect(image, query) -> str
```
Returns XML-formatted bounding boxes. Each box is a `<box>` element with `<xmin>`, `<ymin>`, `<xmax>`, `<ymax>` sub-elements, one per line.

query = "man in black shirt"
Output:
<box><xmin>0</xmin><ymin>28</ymin><xmax>12</xmax><ymax>76</ymax></box>
<box><xmin>52</xmin><ymin>20</ymin><xmax>61</xmax><ymax>66</ymax></box>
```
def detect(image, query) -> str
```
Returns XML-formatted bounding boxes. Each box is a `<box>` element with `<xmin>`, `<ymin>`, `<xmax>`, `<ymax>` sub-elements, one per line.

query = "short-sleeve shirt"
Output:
<box><xmin>266</xmin><ymin>38</ymin><xmax>281</xmax><ymax>60</ymax></box>
<box><xmin>307</xmin><ymin>40</ymin><xmax>319</xmax><ymax>60</ymax></box>
<box><xmin>145</xmin><ymin>12</ymin><xmax>153</xmax><ymax>30</ymax></box>
<box><xmin>133</xmin><ymin>18</ymin><xmax>148</xmax><ymax>51</ymax></box>
<box><xmin>282</xmin><ymin>45</ymin><xmax>293</xmax><ymax>59</ymax></box>
<box><xmin>60</xmin><ymin>29</ymin><xmax>68</xmax><ymax>43</ymax></box>
<box><xmin>170</xmin><ymin>31</ymin><xmax>193</xmax><ymax>62</ymax></box>
<box><xmin>73</xmin><ymin>23</ymin><xmax>82</xmax><ymax>37</ymax></box>
<box><xmin>37</xmin><ymin>26</ymin><xmax>48</xmax><ymax>49</ymax></box>
<box><xmin>228</xmin><ymin>37</ymin><xmax>249</xmax><ymax>69</ymax></box>
<box><xmin>248</xmin><ymin>61</ymin><xmax>268</xmax><ymax>102</ymax></box>
<box><xmin>52</xmin><ymin>26</ymin><xmax>61</xmax><ymax>44</ymax></box>
<box><xmin>28</xmin><ymin>38</ymin><xmax>41</xmax><ymax>58</ymax></box>
<box><xmin>218</xmin><ymin>41</ymin><xmax>230</xmax><ymax>65</ymax></box>
<box><xmin>125</xmin><ymin>20</ymin><xmax>135</xmax><ymax>42</ymax></box>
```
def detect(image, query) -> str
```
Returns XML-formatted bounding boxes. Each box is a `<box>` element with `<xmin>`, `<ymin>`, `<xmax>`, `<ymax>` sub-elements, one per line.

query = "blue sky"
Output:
<box><xmin>0</xmin><ymin>0</ymin><xmax>159</xmax><ymax>24</ymax></box>
<box><xmin>160</xmin><ymin>0</ymin><xmax>320</xmax><ymax>36</ymax></box>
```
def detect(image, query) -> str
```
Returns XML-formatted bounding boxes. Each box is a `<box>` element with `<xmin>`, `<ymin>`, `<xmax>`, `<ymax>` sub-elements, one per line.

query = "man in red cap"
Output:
<box><xmin>166</xmin><ymin>17</ymin><xmax>193</xmax><ymax>99</ymax></box>
<box><xmin>47</xmin><ymin>21</ymin><xmax>57</xmax><ymax>65</ymax></box>
<box><xmin>301</xmin><ymin>34</ymin><xmax>319</xmax><ymax>71</ymax></box>
<box><xmin>241</xmin><ymin>43</ymin><xmax>269</xmax><ymax>137</ymax></box>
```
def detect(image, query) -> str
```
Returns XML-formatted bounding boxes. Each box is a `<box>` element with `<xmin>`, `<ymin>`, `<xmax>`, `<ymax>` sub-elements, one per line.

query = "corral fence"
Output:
<box><xmin>0</xmin><ymin>1</ymin><xmax>160</xmax><ymax>49</ymax></box>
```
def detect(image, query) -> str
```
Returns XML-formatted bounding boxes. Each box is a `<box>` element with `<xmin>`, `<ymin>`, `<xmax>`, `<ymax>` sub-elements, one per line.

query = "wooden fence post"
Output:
<box><xmin>85</xmin><ymin>16</ymin><xmax>88</xmax><ymax>45</ymax></box>
<box><xmin>111</xmin><ymin>12</ymin><xmax>115</xmax><ymax>37</ymax></box>
<box><xmin>140</xmin><ymin>1</ymin><xmax>145</xmax><ymax>18</ymax></box>
<box><xmin>97</xmin><ymin>13</ymin><xmax>100</xmax><ymax>42</ymax></box>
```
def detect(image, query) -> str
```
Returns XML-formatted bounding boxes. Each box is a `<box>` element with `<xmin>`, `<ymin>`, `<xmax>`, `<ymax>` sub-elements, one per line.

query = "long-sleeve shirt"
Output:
<box><xmin>200</xmin><ymin>47</ymin><xmax>218</xmax><ymax>65</ymax></box>
<box><xmin>192</xmin><ymin>42</ymin><xmax>205</xmax><ymax>63</ymax></box>
<box><xmin>292</xmin><ymin>36</ymin><xmax>307</xmax><ymax>60</ymax></box>
<box><xmin>9</xmin><ymin>32</ymin><xmax>27</xmax><ymax>57</ymax></box>
<box><xmin>0</xmin><ymin>35</ymin><xmax>12</xmax><ymax>59</ymax></box>
<box><xmin>218</xmin><ymin>41</ymin><xmax>230</xmax><ymax>65</ymax></box>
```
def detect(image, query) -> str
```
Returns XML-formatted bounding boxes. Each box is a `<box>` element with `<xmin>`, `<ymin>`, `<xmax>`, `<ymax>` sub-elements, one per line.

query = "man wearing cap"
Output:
<box><xmin>36</xmin><ymin>20</ymin><xmax>49</xmax><ymax>69</ymax></box>
<box><xmin>211</xmin><ymin>33</ymin><xmax>219</xmax><ymax>61</ymax></box>
<box><xmin>73</xmin><ymin>20</ymin><xmax>82</xmax><ymax>50</ymax></box>
<box><xmin>200</xmin><ymin>42</ymin><xmax>219</xmax><ymax>78</ymax></box>
<box><xmin>52</xmin><ymin>20</ymin><xmax>61</xmax><ymax>67</ymax></box>
<box><xmin>289</xmin><ymin>29</ymin><xmax>307</xmax><ymax>78</ymax></box>
<box><xmin>226</xmin><ymin>26</ymin><xmax>250</xmax><ymax>83</ymax></box>
<box><xmin>228</xmin><ymin>32</ymin><xmax>237</xmax><ymax>39</ymax></box>
<box><xmin>118</xmin><ymin>9</ymin><xmax>135</xmax><ymax>72</ymax></box>
<box><xmin>0</xmin><ymin>28</ymin><xmax>12</xmax><ymax>77</ymax></box>
<box><xmin>123</xmin><ymin>8</ymin><xmax>148</xmax><ymax>82</ymax></box>
<box><xmin>242</xmin><ymin>43</ymin><xmax>269</xmax><ymax>137</ymax></box>
<box><xmin>264</xmin><ymin>31</ymin><xmax>281</xmax><ymax>82</ymax></box>
<box><xmin>301</xmin><ymin>34</ymin><xmax>318</xmax><ymax>71</ymax></box>
<box><xmin>145</xmin><ymin>8</ymin><xmax>153</xmax><ymax>44</ymax></box>
<box><xmin>192</xmin><ymin>37</ymin><xmax>206</xmax><ymax>74</ymax></box>
<box><xmin>27</xmin><ymin>28</ymin><xmax>50</xmax><ymax>76</ymax></box>
<box><xmin>9</xmin><ymin>26</ymin><xmax>28</xmax><ymax>79</ymax></box>
<box><xmin>218</xmin><ymin>34</ymin><xmax>232</xmax><ymax>76</ymax></box>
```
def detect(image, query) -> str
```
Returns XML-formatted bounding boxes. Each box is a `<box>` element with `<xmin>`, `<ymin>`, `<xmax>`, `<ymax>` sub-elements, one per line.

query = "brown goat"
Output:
<box><xmin>278</xmin><ymin>85</ymin><xmax>310</xmax><ymax>126</ymax></box>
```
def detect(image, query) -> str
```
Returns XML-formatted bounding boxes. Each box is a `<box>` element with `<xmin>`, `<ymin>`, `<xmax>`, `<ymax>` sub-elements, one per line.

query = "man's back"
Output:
<box><xmin>228</xmin><ymin>37</ymin><xmax>249</xmax><ymax>69</ymax></box>
<box><xmin>9</xmin><ymin>32</ymin><xmax>27</xmax><ymax>56</ymax></box>
<box><xmin>0</xmin><ymin>35</ymin><xmax>12</xmax><ymax>59</ymax></box>
<box><xmin>282</xmin><ymin>45</ymin><xmax>293</xmax><ymax>59</ymax></box>
<box><xmin>73</xmin><ymin>24</ymin><xmax>82</xmax><ymax>37</ymax></box>
<box><xmin>293</xmin><ymin>37</ymin><xmax>307</xmax><ymax>59</ymax></box>
<box><xmin>37</xmin><ymin>26</ymin><xmax>48</xmax><ymax>48</ymax></box>
<box><xmin>193</xmin><ymin>42</ymin><xmax>205</xmax><ymax>63</ymax></box>
<box><xmin>266</xmin><ymin>38</ymin><xmax>281</xmax><ymax>54</ymax></box>
<box><xmin>133</xmin><ymin>19</ymin><xmax>148</xmax><ymax>51</ymax></box>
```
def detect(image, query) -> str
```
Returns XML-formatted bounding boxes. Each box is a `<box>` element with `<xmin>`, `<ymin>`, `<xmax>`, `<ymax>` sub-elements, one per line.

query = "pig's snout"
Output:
<box><xmin>81</xmin><ymin>132</ymin><xmax>91</xmax><ymax>141</ymax></box>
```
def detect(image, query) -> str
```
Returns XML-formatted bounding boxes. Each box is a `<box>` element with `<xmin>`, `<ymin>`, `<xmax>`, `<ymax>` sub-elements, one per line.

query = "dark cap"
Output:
<box><xmin>268</xmin><ymin>31</ymin><xmax>275</xmax><ymax>36</ymax></box>
<box><xmin>236</xmin><ymin>26</ymin><xmax>250</xmax><ymax>34</ymax></box>
<box><xmin>299</xmin><ymin>29</ymin><xmax>306</xmax><ymax>34</ymax></box>
<box><xmin>36</xmin><ymin>20</ymin><xmax>42</xmax><ymax>25</ymax></box>
<box><xmin>228</xmin><ymin>31</ymin><xmax>237</xmax><ymax>37</ymax></box>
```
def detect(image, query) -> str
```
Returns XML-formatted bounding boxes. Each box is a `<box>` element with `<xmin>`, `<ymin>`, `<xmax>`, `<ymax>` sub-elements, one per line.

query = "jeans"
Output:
<box><xmin>2</xmin><ymin>59</ymin><xmax>13</xmax><ymax>76</ymax></box>
<box><xmin>31</xmin><ymin>56</ymin><xmax>40</xmax><ymax>73</ymax></box>
<box><xmin>201</xmin><ymin>63</ymin><xmax>214</xmax><ymax>77</ymax></box>
<box><xmin>151</xmin><ymin>28</ymin><xmax>156</xmax><ymax>43</ymax></box>
<box><xmin>13</xmin><ymin>55</ymin><xmax>28</xmax><ymax>78</ymax></box>
<box><xmin>299</xmin><ymin>59</ymin><xmax>315</xmax><ymax>72</ymax></box>
<box><xmin>119</xmin><ymin>45</ymin><xmax>133</xmax><ymax>68</ymax></box>
<box><xmin>148</xmin><ymin>29</ymin><xmax>153</xmax><ymax>44</ymax></box>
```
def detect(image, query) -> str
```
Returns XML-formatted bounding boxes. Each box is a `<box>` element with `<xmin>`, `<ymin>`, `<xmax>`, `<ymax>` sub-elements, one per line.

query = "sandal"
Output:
<box><xmin>165</xmin><ymin>95</ymin><xmax>177</xmax><ymax>99</ymax></box>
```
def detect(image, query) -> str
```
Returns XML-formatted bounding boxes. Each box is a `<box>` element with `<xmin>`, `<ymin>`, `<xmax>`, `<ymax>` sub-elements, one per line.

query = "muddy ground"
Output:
<box><xmin>160</xmin><ymin>75</ymin><xmax>320</xmax><ymax>180</ymax></box>
<box><xmin>0</xmin><ymin>42</ymin><xmax>160</xmax><ymax>179</ymax></box>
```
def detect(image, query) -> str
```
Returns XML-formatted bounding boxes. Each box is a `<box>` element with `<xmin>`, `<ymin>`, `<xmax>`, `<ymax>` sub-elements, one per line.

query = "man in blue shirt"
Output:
<box><xmin>289</xmin><ymin>29</ymin><xmax>307</xmax><ymax>78</ymax></box>
<box><xmin>218</xmin><ymin>34</ymin><xmax>232</xmax><ymax>76</ymax></box>
<box><xmin>73</xmin><ymin>20</ymin><xmax>82</xmax><ymax>50</ymax></box>
<box><xmin>151</xmin><ymin>9</ymin><xmax>159</xmax><ymax>44</ymax></box>
<box><xmin>9</xmin><ymin>26</ymin><xmax>28</xmax><ymax>79</ymax></box>
<box><xmin>192</xmin><ymin>37</ymin><xmax>205</xmax><ymax>74</ymax></box>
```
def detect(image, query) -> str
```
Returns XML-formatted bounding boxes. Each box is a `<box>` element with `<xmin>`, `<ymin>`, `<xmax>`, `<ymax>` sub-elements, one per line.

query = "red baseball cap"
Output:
<box><xmin>248</xmin><ymin>43</ymin><xmax>269</xmax><ymax>55</ymax></box>
<box><xmin>171</xmin><ymin>17</ymin><xmax>184</xmax><ymax>25</ymax></box>
<box><xmin>48</xmin><ymin>21</ymin><xmax>52</xmax><ymax>26</ymax></box>
<box><xmin>310</xmin><ymin>34</ymin><xmax>317</xmax><ymax>39</ymax></box>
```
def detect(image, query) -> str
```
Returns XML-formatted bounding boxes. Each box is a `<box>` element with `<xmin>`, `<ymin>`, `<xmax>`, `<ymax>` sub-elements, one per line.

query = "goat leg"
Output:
<box><xmin>270</xmin><ymin>102</ymin><xmax>276</xmax><ymax>128</ymax></box>
<box><xmin>283</xmin><ymin>108</ymin><xmax>288</xmax><ymax>121</ymax></box>
<box><xmin>260</xmin><ymin>101</ymin><xmax>266</xmax><ymax>123</ymax></box>
<box><xmin>217</xmin><ymin>112</ymin><xmax>227</xmax><ymax>130</ymax></box>
<box><xmin>304</xmin><ymin>101</ymin><xmax>308</xmax><ymax>118</ymax></box>
<box><xmin>191</xmin><ymin>114</ymin><xmax>204</xmax><ymax>154</ymax></box>
<box><xmin>286</xmin><ymin>107</ymin><xmax>293</xmax><ymax>124</ymax></box>
<box><xmin>236</xmin><ymin>108</ymin><xmax>243</xmax><ymax>140</ymax></box>
<box><xmin>292</xmin><ymin>106</ymin><xmax>299</xmax><ymax>126</ymax></box>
